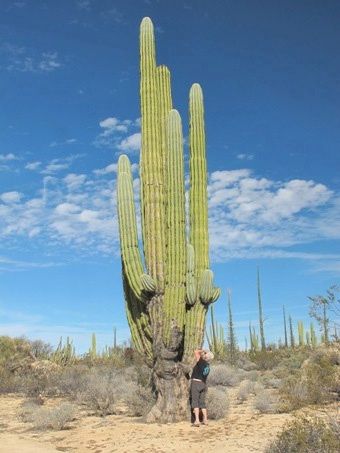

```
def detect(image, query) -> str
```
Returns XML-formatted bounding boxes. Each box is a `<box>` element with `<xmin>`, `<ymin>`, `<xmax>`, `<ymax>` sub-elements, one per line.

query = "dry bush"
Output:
<box><xmin>236</xmin><ymin>355</ymin><xmax>258</xmax><ymax>371</ymax></box>
<box><xmin>265</xmin><ymin>415</ymin><xmax>340</xmax><ymax>453</ymax></box>
<box><xmin>55</xmin><ymin>364</ymin><xmax>91</xmax><ymax>397</ymax></box>
<box><xmin>206</xmin><ymin>386</ymin><xmax>229</xmax><ymax>420</ymax></box>
<box><xmin>209</xmin><ymin>364</ymin><xmax>242</xmax><ymax>387</ymax></box>
<box><xmin>237</xmin><ymin>379</ymin><xmax>256</xmax><ymax>403</ymax></box>
<box><xmin>253</xmin><ymin>389</ymin><xmax>279</xmax><ymax>413</ymax></box>
<box><xmin>0</xmin><ymin>368</ymin><xmax>18</xmax><ymax>394</ymax></box>
<box><xmin>76</xmin><ymin>367</ymin><xmax>129</xmax><ymax>416</ymax></box>
<box><xmin>31</xmin><ymin>403</ymin><xmax>76</xmax><ymax>431</ymax></box>
<box><xmin>261</xmin><ymin>373</ymin><xmax>282</xmax><ymax>389</ymax></box>
<box><xmin>124</xmin><ymin>382</ymin><xmax>155</xmax><ymax>417</ymax></box>
<box><xmin>18</xmin><ymin>399</ymin><xmax>42</xmax><ymax>423</ymax></box>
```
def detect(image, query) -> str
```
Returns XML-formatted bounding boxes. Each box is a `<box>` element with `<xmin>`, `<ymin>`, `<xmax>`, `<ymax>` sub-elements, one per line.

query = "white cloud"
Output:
<box><xmin>94</xmin><ymin>116</ymin><xmax>139</xmax><ymax>149</ymax></box>
<box><xmin>0</xmin><ymin>163</ymin><xmax>338</xmax><ymax>272</ymax></box>
<box><xmin>0</xmin><ymin>153</ymin><xmax>18</xmax><ymax>161</ymax></box>
<box><xmin>0</xmin><ymin>191</ymin><xmax>22</xmax><ymax>203</ymax></box>
<box><xmin>117</xmin><ymin>132</ymin><xmax>141</xmax><ymax>153</ymax></box>
<box><xmin>25</xmin><ymin>161</ymin><xmax>42</xmax><ymax>170</ymax></box>
<box><xmin>99</xmin><ymin>117</ymin><xmax>131</xmax><ymax>132</ymax></box>
<box><xmin>63</xmin><ymin>173</ymin><xmax>86</xmax><ymax>189</ymax></box>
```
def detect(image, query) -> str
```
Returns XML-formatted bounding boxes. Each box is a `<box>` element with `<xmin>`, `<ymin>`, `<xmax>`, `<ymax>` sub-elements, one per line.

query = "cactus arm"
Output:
<box><xmin>123</xmin><ymin>271</ymin><xmax>152</xmax><ymax>359</ymax></box>
<box><xmin>117</xmin><ymin>154</ymin><xmax>155</xmax><ymax>300</ymax></box>
<box><xmin>163</xmin><ymin>109</ymin><xmax>187</xmax><ymax>342</ymax></box>
<box><xmin>189</xmin><ymin>83</ymin><xmax>209</xmax><ymax>275</ymax></box>
<box><xmin>140</xmin><ymin>17</ymin><xmax>165</xmax><ymax>287</ymax></box>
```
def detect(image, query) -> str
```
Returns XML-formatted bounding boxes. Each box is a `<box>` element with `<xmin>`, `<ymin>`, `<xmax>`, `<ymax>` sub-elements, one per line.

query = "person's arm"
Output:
<box><xmin>194</xmin><ymin>349</ymin><xmax>203</xmax><ymax>362</ymax></box>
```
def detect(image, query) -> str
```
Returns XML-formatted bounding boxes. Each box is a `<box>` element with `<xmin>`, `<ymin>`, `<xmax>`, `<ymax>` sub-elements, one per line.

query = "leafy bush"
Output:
<box><xmin>265</xmin><ymin>415</ymin><xmax>340</xmax><ymax>452</ymax></box>
<box><xmin>206</xmin><ymin>386</ymin><xmax>229</xmax><ymax>420</ymax></box>
<box><xmin>253</xmin><ymin>389</ymin><xmax>279</xmax><ymax>413</ymax></box>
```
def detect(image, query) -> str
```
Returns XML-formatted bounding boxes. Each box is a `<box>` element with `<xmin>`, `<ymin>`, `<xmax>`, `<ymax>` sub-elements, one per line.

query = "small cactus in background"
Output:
<box><xmin>227</xmin><ymin>289</ymin><xmax>237</xmax><ymax>363</ymax></box>
<box><xmin>310</xmin><ymin>322</ymin><xmax>317</xmax><ymax>348</ymax></box>
<box><xmin>52</xmin><ymin>336</ymin><xmax>76</xmax><ymax>366</ymax></box>
<box><xmin>283</xmin><ymin>305</ymin><xmax>288</xmax><ymax>348</ymax></box>
<box><xmin>116</xmin><ymin>17</ymin><xmax>220</xmax><ymax>422</ymax></box>
<box><xmin>298</xmin><ymin>321</ymin><xmax>305</xmax><ymax>347</ymax></box>
<box><xmin>206</xmin><ymin>304</ymin><xmax>225</xmax><ymax>358</ymax></box>
<box><xmin>289</xmin><ymin>315</ymin><xmax>295</xmax><ymax>348</ymax></box>
<box><xmin>249</xmin><ymin>323</ymin><xmax>259</xmax><ymax>353</ymax></box>
<box><xmin>113</xmin><ymin>326</ymin><xmax>117</xmax><ymax>349</ymax></box>
<box><xmin>89</xmin><ymin>333</ymin><xmax>97</xmax><ymax>360</ymax></box>
<box><xmin>257</xmin><ymin>267</ymin><xmax>266</xmax><ymax>351</ymax></box>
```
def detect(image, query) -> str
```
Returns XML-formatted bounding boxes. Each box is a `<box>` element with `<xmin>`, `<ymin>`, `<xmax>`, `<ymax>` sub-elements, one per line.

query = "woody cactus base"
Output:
<box><xmin>117</xmin><ymin>17</ymin><xmax>220</xmax><ymax>423</ymax></box>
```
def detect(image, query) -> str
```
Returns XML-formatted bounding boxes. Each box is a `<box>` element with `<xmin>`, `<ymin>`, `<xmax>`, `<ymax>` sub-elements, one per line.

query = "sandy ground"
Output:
<box><xmin>0</xmin><ymin>391</ymin><xmax>336</xmax><ymax>453</ymax></box>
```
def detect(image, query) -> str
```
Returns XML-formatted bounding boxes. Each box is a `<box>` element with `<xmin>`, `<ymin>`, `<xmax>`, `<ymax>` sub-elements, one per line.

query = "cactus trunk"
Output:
<box><xmin>116</xmin><ymin>18</ymin><xmax>219</xmax><ymax>423</ymax></box>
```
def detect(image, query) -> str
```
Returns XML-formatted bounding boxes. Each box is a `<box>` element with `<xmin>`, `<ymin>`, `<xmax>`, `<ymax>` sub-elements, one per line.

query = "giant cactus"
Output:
<box><xmin>116</xmin><ymin>17</ymin><xmax>220</xmax><ymax>422</ymax></box>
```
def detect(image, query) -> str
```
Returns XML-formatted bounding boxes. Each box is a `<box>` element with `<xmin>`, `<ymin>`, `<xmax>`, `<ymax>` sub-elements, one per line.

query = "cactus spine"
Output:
<box><xmin>117</xmin><ymin>17</ymin><xmax>219</xmax><ymax>422</ymax></box>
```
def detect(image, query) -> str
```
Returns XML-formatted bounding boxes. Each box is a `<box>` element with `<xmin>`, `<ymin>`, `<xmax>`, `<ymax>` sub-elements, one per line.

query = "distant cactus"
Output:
<box><xmin>206</xmin><ymin>304</ymin><xmax>225</xmax><ymax>358</ymax></box>
<box><xmin>298</xmin><ymin>321</ymin><xmax>305</xmax><ymax>347</ymax></box>
<box><xmin>89</xmin><ymin>333</ymin><xmax>97</xmax><ymax>360</ymax></box>
<box><xmin>283</xmin><ymin>305</ymin><xmax>288</xmax><ymax>348</ymax></box>
<box><xmin>257</xmin><ymin>267</ymin><xmax>266</xmax><ymax>350</ymax></box>
<box><xmin>289</xmin><ymin>315</ymin><xmax>295</xmax><ymax>348</ymax></box>
<box><xmin>310</xmin><ymin>322</ymin><xmax>317</xmax><ymax>348</ymax></box>
<box><xmin>116</xmin><ymin>17</ymin><xmax>220</xmax><ymax>422</ymax></box>
<box><xmin>52</xmin><ymin>336</ymin><xmax>76</xmax><ymax>366</ymax></box>
<box><xmin>249</xmin><ymin>323</ymin><xmax>259</xmax><ymax>353</ymax></box>
<box><xmin>227</xmin><ymin>289</ymin><xmax>237</xmax><ymax>363</ymax></box>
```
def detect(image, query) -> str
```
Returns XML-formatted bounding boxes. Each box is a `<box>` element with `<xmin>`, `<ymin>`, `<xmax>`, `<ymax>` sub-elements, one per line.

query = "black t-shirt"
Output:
<box><xmin>191</xmin><ymin>358</ymin><xmax>210</xmax><ymax>383</ymax></box>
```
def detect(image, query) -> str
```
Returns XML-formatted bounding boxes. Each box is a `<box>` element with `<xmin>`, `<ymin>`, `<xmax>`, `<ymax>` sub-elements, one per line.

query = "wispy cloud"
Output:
<box><xmin>49</xmin><ymin>138</ymin><xmax>78</xmax><ymax>147</ymax></box>
<box><xmin>1</xmin><ymin>44</ymin><xmax>61</xmax><ymax>73</ymax></box>
<box><xmin>25</xmin><ymin>161</ymin><xmax>42</xmax><ymax>171</ymax></box>
<box><xmin>236</xmin><ymin>153</ymin><xmax>254</xmax><ymax>160</ymax></box>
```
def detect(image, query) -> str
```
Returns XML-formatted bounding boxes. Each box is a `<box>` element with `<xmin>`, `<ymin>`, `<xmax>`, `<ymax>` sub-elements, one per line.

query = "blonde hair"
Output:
<box><xmin>201</xmin><ymin>350</ymin><xmax>214</xmax><ymax>361</ymax></box>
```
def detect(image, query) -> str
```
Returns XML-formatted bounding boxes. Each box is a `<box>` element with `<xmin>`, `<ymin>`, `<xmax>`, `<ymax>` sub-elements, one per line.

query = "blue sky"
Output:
<box><xmin>0</xmin><ymin>0</ymin><xmax>339</xmax><ymax>353</ymax></box>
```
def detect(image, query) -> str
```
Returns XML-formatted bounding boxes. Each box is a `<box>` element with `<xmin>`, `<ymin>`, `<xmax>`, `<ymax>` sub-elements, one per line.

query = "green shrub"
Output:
<box><xmin>280</xmin><ymin>348</ymin><xmax>339</xmax><ymax>411</ymax></box>
<box><xmin>265</xmin><ymin>415</ymin><xmax>340</xmax><ymax>452</ymax></box>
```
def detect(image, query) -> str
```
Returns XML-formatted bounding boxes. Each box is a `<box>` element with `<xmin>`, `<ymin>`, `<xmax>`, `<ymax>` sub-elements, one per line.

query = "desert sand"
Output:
<box><xmin>0</xmin><ymin>391</ymin><xmax>335</xmax><ymax>453</ymax></box>
<box><xmin>0</xmin><ymin>389</ymin><xmax>286</xmax><ymax>453</ymax></box>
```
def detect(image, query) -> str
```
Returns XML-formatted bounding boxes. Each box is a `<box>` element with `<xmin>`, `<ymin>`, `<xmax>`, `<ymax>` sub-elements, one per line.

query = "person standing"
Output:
<box><xmin>190</xmin><ymin>349</ymin><xmax>214</xmax><ymax>426</ymax></box>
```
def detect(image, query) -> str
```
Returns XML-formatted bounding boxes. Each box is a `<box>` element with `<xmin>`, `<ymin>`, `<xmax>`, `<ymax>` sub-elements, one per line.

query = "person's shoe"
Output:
<box><xmin>192</xmin><ymin>421</ymin><xmax>200</xmax><ymax>427</ymax></box>
<box><xmin>202</xmin><ymin>421</ymin><xmax>208</xmax><ymax>425</ymax></box>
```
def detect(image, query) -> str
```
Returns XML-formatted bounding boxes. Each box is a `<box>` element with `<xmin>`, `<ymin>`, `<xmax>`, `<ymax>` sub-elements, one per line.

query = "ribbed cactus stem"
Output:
<box><xmin>186</xmin><ymin>244</ymin><xmax>197</xmax><ymax>305</ymax></box>
<box><xmin>189</xmin><ymin>83</ymin><xmax>209</xmax><ymax>276</ymax></box>
<box><xmin>163</xmin><ymin>109</ymin><xmax>186</xmax><ymax>342</ymax></box>
<box><xmin>140</xmin><ymin>17</ymin><xmax>165</xmax><ymax>286</ymax></box>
